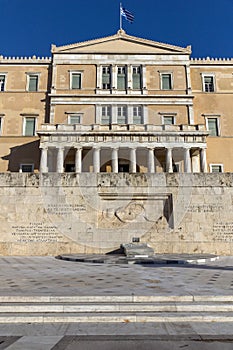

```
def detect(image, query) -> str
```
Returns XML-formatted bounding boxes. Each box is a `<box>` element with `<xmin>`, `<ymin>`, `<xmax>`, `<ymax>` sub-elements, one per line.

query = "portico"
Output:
<box><xmin>38</xmin><ymin>123</ymin><xmax>208</xmax><ymax>173</ymax></box>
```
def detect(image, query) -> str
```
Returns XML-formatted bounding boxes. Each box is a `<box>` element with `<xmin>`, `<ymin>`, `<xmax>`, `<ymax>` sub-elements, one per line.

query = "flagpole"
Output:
<box><xmin>120</xmin><ymin>2</ymin><xmax>122</xmax><ymax>30</ymax></box>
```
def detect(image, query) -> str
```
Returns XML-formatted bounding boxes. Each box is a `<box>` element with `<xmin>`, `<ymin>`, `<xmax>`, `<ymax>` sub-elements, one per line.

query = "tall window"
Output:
<box><xmin>102</xmin><ymin>66</ymin><xmax>111</xmax><ymax>89</ymax></box>
<box><xmin>117</xmin><ymin>105</ymin><xmax>127</xmax><ymax>124</ymax></box>
<box><xmin>117</xmin><ymin>66</ymin><xmax>126</xmax><ymax>90</ymax></box>
<box><xmin>71</xmin><ymin>72</ymin><xmax>81</xmax><ymax>89</ymax></box>
<box><xmin>133</xmin><ymin>106</ymin><xmax>143</xmax><ymax>124</ymax></box>
<box><xmin>207</xmin><ymin>118</ymin><xmax>219</xmax><ymax>136</ymax></box>
<box><xmin>0</xmin><ymin>116</ymin><xmax>2</xmax><ymax>135</ymax></box>
<box><xmin>161</xmin><ymin>73</ymin><xmax>172</xmax><ymax>90</ymax></box>
<box><xmin>203</xmin><ymin>75</ymin><xmax>215</xmax><ymax>92</ymax></box>
<box><xmin>24</xmin><ymin>117</ymin><xmax>36</xmax><ymax>136</ymax></box>
<box><xmin>28</xmin><ymin>75</ymin><xmax>39</xmax><ymax>91</ymax></box>
<box><xmin>0</xmin><ymin>75</ymin><xmax>6</xmax><ymax>91</ymax></box>
<box><xmin>132</xmin><ymin>66</ymin><xmax>141</xmax><ymax>89</ymax></box>
<box><xmin>101</xmin><ymin>106</ymin><xmax>111</xmax><ymax>124</ymax></box>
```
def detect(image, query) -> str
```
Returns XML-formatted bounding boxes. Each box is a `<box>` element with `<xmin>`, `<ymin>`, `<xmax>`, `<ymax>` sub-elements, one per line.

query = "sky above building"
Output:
<box><xmin>1</xmin><ymin>0</ymin><xmax>233</xmax><ymax>58</ymax></box>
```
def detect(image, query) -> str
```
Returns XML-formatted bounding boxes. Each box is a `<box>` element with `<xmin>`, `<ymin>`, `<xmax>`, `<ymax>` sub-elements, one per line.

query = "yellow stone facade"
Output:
<box><xmin>0</xmin><ymin>31</ymin><xmax>232</xmax><ymax>174</ymax></box>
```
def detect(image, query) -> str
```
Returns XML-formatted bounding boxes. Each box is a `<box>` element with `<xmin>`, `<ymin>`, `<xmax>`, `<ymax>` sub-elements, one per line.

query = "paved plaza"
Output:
<box><xmin>0</xmin><ymin>256</ymin><xmax>232</xmax><ymax>297</ymax></box>
<box><xmin>0</xmin><ymin>256</ymin><xmax>233</xmax><ymax>349</ymax></box>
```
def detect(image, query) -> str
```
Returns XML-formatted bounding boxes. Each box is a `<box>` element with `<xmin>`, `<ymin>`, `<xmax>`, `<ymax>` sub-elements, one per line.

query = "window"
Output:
<box><xmin>71</xmin><ymin>72</ymin><xmax>81</xmax><ymax>89</ymax></box>
<box><xmin>132</xmin><ymin>66</ymin><xmax>141</xmax><ymax>89</ymax></box>
<box><xmin>133</xmin><ymin>106</ymin><xmax>143</xmax><ymax>124</ymax></box>
<box><xmin>0</xmin><ymin>75</ymin><xmax>6</xmax><ymax>91</ymax></box>
<box><xmin>102</xmin><ymin>66</ymin><xmax>111</xmax><ymax>89</ymax></box>
<box><xmin>203</xmin><ymin>75</ymin><xmax>215</xmax><ymax>92</ymax></box>
<box><xmin>117</xmin><ymin>66</ymin><xmax>126</xmax><ymax>90</ymax></box>
<box><xmin>101</xmin><ymin>106</ymin><xmax>111</xmax><ymax>124</ymax></box>
<box><xmin>68</xmin><ymin>115</ymin><xmax>81</xmax><ymax>124</ymax></box>
<box><xmin>210</xmin><ymin>164</ymin><xmax>223</xmax><ymax>173</ymax></box>
<box><xmin>0</xmin><ymin>116</ymin><xmax>2</xmax><ymax>134</ymax></box>
<box><xmin>163</xmin><ymin>116</ymin><xmax>175</xmax><ymax>125</ymax></box>
<box><xmin>207</xmin><ymin>118</ymin><xmax>219</xmax><ymax>136</ymax></box>
<box><xmin>117</xmin><ymin>105</ymin><xmax>127</xmax><ymax>124</ymax></box>
<box><xmin>161</xmin><ymin>73</ymin><xmax>172</xmax><ymax>90</ymax></box>
<box><xmin>28</xmin><ymin>75</ymin><xmax>39</xmax><ymax>91</ymax></box>
<box><xmin>20</xmin><ymin>164</ymin><xmax>34</xmax><ymax>173</ymax></box>
<box><xmin>24</xmin><ymin>117</ymin><xmax>36</xmax><ymax>136</ymax></box>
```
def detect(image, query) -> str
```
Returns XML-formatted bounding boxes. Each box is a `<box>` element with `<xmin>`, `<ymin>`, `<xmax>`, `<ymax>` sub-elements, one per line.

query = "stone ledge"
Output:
<box><xmin>0</xmin><ymin>173</ymin><xmax>232</xmax><ymax>187</ymax></box>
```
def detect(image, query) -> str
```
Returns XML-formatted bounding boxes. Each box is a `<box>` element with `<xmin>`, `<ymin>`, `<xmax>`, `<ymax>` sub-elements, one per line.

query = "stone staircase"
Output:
<box><xmin>0</xmin><ymin>295</ymin><xmax>233</xmax><ymax>323</ymax></box>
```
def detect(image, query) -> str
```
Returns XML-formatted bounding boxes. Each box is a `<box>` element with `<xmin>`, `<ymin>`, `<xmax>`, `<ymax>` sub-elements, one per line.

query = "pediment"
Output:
<box><xmin>52</xmin><ymin>30</ymin><xmax>191</xmax><ymax>55</ymax></box>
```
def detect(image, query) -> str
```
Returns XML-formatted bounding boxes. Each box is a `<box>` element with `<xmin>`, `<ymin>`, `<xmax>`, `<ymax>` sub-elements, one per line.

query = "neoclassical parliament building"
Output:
<box><xmin>0</xmin><ymin>30</ymin><xmax>232</xmax><ymax>175</ymax></box>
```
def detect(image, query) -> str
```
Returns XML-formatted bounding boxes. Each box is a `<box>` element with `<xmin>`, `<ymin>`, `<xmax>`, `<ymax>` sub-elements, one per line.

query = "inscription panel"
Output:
<box><xmin>188</xmin><ymin>204</ymin><xmax>223</xmax><ymax>213</ymax></box>
<box><xmin>46</xmin><ymin>204</ymin><xmax>86</xmax><ymax>216</ymax></box>
<box><xmin>11</xmin><ymin>222</ymin><xmax>62</xmax><ymax>243</ymax></box>
<box><xmin>213</xmin><ymin>222</ymin><xmax>233</xmax><ymax>242</ymax></box>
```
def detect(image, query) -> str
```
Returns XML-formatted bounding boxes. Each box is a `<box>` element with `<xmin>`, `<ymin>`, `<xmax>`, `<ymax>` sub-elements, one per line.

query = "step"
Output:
<box><xmin>0</xmin><ymin>295</ymin><xmax>232</xmax><ymax>303</ymax></box>
<box><xmin>0</xmin><ymin>312</ymin><xmax>233</xmax><ymax>323</ymax></box>
<box><xmin>0</xmin><ymin>302</ymin><xmax>233</xmax><ymax>313</ymax></box>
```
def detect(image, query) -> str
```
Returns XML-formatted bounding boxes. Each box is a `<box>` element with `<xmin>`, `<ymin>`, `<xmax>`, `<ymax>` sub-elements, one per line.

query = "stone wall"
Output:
<box><xmin>0</xmin><ymin>173</ymin><xmax>233</xmax><ymax>256</ymax></box>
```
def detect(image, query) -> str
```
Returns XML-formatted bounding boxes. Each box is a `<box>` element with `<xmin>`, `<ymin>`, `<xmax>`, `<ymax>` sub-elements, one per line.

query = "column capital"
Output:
<box><xmin>40</xmin><ymin>145</ymin><xmax>48</xmax><ymax>150</ymax></box>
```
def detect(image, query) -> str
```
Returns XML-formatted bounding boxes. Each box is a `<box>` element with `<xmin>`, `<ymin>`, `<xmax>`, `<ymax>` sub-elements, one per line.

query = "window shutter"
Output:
<box><xmin>133</xmin><ymin>74</ymin><xmax>140</xmax><ymax>89</ymax></box>
<box><xmin>70</xmin><ymin>115</ymin><xmax>81</xmax><ymax>124</ymax></box>
<box><xmin>28</xmin><ymin>76</ymin><xmax>38</xmax><ymax>91</ymax></box>
<box><xmin>0</xmin><ymin>75</ymin><xmax>5</xmax><ymax>91</ymax></box>
<box><xmin>162</xmin><ymin>74</ymin><xmax>172</xmax><ymax>90</ymax></box>
<box><xmin>72</xmin><ymin>74</ymin><xmax>81</xmax><ymax>89</ymax></box>
<box><xmin>25</xmin><ymin>118</ymin><xmax>35</xmax><ymax>136</ymax></box>
<box><xmin>208</xmin><ymin>118</ymin><xmax>218</xmax><ymax>136</ymax></box>
<box><xmin>164</xmin><ymin>116</ymin><xmax>174</xmax><ymax>125</ymax></box>
<box><xmin>117</xmin><ymin>75</ymin><xmax>126</xmax><ymax>90</ymax></box>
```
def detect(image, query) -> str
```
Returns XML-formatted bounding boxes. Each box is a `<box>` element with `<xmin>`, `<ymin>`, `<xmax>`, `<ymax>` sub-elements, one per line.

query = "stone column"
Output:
<box><xmin>56</xmin><ymin>146</ymin><xmax>64</xmax><ymax>173</ymax></box>
<box><xmin>112</xmin><ymin>65</ymin><xmax>117</xmax><ymax>90</ymax></box>
<box><xmin>93</xmin><ymin>147</ymin><xmax>100</xmax><ymax>173</ymax></box>
<box><xmin>142</xmin><ymin>65</ymin><xmax>146</xmax><ymax>90</ymax></box>
<box><xmin>111</xmin><ymin>105</ymin><xmax>118</xmax><ymax>124</ymax></box>
<box><xmin>40</xmin><ymin>146</ymin><xmax>48</xmax><ymax>173</ymax></box>
<box><xmin>129</xmin><ymin>147</ymin><xmax>137</xmax><ymax>173</ymax></box>
<box><xmin>147</xmin><ymin>148</ymin><xmax>155</xmax><ymax>173</ymax></box>
<box><xmin>96</xmin><ymin>65</ymin><xmax>101</xmax><ymax>89</ymax></box>
<box><xmin>184</xmin><ymin>148</ymin><xmax>192</xmax><ymax>173</ymax></box>
<box><xmin>166</xmin><ymin>148</ymin><xmax>173</xmax><ymax>173</ymax></box>
<box><xmin>127</xmin><ymin>65</ymin><xmax>132</xmax><ymax>90</ymax></box>
<box><xmin>111</xmin><ymin>148</ymin><xmax>119</xmax><ymax>173</ymax></box>
<box><xmin>75</xmin><ymin>147</ymin><xmax>82</xmax><ymax>173</ymax></box>
<box><xmin>200</xmin><ymin>148</ymin><xmax>207</xmax><ymax>173</ymax></box>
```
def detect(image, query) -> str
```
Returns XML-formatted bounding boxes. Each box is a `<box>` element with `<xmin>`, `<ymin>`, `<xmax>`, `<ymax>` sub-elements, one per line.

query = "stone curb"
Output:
<box><xmin>1</xmin><ymin>313</ymin><xmax>233</xmax><ymax>323</ymax></box>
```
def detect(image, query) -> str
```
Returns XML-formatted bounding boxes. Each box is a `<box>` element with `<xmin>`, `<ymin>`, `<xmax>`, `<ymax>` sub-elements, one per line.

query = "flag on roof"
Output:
<box><xmin>120</xmin><ymin>6</ymin><xmax>134</xmax><ymax>23</ymax></box>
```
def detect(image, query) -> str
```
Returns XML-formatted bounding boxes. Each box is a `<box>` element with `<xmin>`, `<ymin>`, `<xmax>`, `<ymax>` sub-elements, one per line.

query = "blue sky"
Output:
<box><xmin>1</xmin><ymin>0</ymin><xmax>232</xmax><ymax>58</ymax></box>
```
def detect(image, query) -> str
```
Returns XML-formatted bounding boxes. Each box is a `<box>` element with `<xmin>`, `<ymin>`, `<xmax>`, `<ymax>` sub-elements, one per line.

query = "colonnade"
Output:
<box><xmin>40</xmin><ymin>145</ymin><xmax>208</xmax><ymax>173</ymax></box>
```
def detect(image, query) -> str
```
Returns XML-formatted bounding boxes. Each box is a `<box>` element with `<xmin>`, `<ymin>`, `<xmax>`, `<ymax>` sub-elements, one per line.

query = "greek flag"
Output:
<box><xmin>120</xmin><ymin>6</ymin><xmax>134</xmax><ymax>23</ymax></box>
